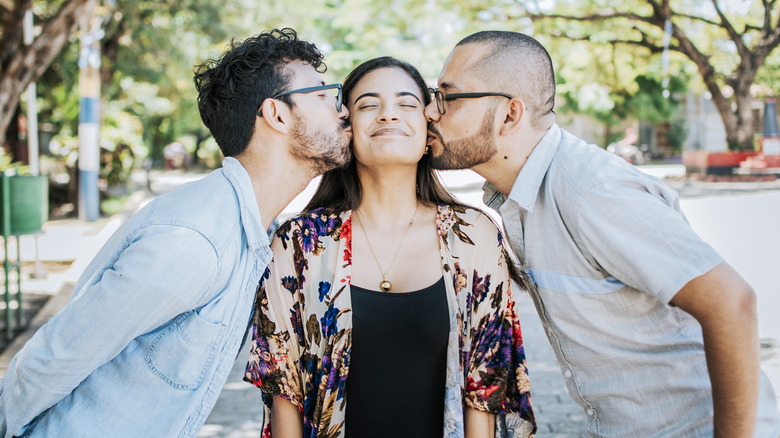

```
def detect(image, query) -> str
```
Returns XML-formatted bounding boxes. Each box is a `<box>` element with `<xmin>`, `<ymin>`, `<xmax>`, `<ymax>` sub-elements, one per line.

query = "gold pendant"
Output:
<box><xmin>379</xmin><ymin>278</ymin><xmax>392</xmax><ymax>292</ymax></box>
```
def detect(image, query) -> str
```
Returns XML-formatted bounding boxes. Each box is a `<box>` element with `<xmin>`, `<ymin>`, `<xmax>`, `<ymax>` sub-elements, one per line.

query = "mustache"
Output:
<box><xmin>427</xmin><ymin>122</ymin><xmax>442</xmax><ymax>140</ymax></box>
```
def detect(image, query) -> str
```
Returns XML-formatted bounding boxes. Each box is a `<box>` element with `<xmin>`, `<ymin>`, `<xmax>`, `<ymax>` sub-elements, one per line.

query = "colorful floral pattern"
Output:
<box><xmin>245</xmin><ymin>206</ymin><xmax>536</xmax><ymax>437</ymax></box>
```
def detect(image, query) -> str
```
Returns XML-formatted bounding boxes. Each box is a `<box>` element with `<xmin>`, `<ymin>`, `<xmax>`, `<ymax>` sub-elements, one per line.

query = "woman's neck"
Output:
<box><xmin>355</xmin><ymin>165</ymin><xmax>420</xmax><ymax>227</ymax></box>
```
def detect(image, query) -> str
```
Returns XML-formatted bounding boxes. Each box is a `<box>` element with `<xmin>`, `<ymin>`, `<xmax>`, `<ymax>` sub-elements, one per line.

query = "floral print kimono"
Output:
<box><xmin>245</xmin><ymin>205</ymin><xmax>536</xmax><ymax>437</ymax></box>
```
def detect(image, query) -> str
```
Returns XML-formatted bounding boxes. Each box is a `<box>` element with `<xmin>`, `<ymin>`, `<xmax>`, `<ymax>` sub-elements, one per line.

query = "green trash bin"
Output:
<box><xmin>1</xmin><ymin>173</ymin><xmax>48</xmax><ymax>236</ymax></box>
<box><xmin>1</xmin><ymin>172</ymin><xmax>48</xmax><ymax>339</ymax></box>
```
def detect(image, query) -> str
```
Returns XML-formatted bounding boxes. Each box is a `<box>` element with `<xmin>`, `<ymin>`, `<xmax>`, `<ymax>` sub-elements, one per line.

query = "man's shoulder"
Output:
<box><xmin>552</xmin><ymin>132</ymin><xmax>619</xmax><ymax>182</ymax></box>
<box><xmin>141</xmin><ymin>171</ymin><xmax>241</xmax><ymax>243</ymax></box>
<box><xmin>549</xmin><ymin>131</ymin><xmax>662</xmax><ymax>201</ymax></box>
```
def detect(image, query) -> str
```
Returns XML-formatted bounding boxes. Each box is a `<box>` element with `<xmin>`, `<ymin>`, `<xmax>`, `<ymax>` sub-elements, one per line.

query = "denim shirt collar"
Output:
<box><xmin>220</xmin><ymin>157</ymin><xmax>275</xmax><ymax>255</ymax></box>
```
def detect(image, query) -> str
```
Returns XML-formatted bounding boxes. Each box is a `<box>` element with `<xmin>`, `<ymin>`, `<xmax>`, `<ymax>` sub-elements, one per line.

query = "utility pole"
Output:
<box><xmin>78</xmin><ymin>7</ymin><xmax>103</xmax><ymax>221</ymax></box>
<box><xmin>24</xmin><ymin>9</ymin><xmax>46</xmax><ymax>278</ymax></box>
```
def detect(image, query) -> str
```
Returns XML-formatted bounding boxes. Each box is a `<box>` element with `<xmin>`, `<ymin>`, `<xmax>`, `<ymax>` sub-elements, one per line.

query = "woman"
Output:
<box><xmin>245</xmin><ymin>57</ymin><xmax>536</xmax><ymax>438</ymax></box>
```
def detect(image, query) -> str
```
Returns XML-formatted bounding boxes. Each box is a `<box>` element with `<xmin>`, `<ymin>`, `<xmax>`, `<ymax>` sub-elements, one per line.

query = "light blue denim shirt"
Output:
<box><xmin>0</xmin><ymin>157</ymin><xmax>274</xmax><ymax>438</ymax></box>
<box><xmin>484</xmin><ymin>124</ymin><xmax>780</xmax><ymax>436</ymax></box>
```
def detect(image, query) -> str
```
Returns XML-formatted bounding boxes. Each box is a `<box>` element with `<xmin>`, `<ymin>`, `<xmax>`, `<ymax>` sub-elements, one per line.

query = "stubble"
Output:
<box><xmin>429</xmin><ymin>105</ymin><xmax>498</xmax><ymax>170</ymax></box>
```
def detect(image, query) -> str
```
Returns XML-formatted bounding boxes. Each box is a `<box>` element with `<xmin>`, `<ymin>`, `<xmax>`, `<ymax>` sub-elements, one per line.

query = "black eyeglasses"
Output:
<box><xmin>257</xmin><ymin>83</ymin><xmax>342</xmax><ymax>117</ymax></box>
<box><xmin>429</xmin><ymin>87</ymin><xmax>512</xmax><ymax>115</ymax></box>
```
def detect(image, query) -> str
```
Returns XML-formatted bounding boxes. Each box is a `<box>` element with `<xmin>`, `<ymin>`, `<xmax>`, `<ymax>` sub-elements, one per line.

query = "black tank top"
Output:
<box><xmin>345</xmin><ymin>277</ymin><xmax>449</xmax><ymax>438</ymax></box>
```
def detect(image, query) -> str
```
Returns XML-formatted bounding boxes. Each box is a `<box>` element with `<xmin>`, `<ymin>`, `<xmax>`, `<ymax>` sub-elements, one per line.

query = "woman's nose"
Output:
<box><xmin>377</xmin><ymin>104</ymin><xmax>399</xmax><ymax>122</ymax></box>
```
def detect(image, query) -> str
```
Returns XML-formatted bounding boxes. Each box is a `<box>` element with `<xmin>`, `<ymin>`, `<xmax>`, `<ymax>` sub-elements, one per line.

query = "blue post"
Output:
<box><xmin>78</xmin><ymin>16</ymin><xmax>103</xmax><ymax>222</ymax></box>
<box><xmin>763</xmin><ymin>99</ymin><xmax>780</xmax><ymax>156</ymax></box>
<box><xmin>764</xmin><ymin>99</ymin><xmax>779</xmax><ymax>137</ymax></box>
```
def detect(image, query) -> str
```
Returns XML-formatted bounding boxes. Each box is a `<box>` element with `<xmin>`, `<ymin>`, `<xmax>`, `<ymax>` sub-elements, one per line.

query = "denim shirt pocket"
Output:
<box><xmin>145</xmin><ymin>310</ymin><xmax>225</xmax><ymax>390</ymax></box>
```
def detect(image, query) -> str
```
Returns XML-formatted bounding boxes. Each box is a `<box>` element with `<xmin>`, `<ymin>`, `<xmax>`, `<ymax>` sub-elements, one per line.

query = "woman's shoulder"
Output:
<box><xmin>437</xmin><ymin>204</ymin><xmax>498</xmax><ymax>229</ymax></box>
<box><xmin>277</xmin><ymin>208</ymin><xmax>347</xmax><ymax>232</ymax></box>
<box><xmin>437</xmin><ymin>204</ymin><xmax>502</xmax><ymax>245</ymax></box>
<box><xmin>272</xmin><ymin>208</ymin><xmax>349</xmax><ymax>251</ymax></box>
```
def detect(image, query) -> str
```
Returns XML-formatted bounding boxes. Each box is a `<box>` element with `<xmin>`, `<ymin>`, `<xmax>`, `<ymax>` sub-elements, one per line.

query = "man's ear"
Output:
<box><xmin>259</xmin><ymin>98</ymin><xmax>291</xmax><ymax>134</ymax></box>
<box><xmin>499</xmin><ymin>98</ymin><xmax>525</xmax><ymax>136</ymax></box>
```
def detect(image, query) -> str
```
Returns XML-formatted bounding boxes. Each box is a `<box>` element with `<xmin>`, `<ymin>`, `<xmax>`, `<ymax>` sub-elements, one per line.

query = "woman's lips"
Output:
<box><xmin>371</xmin><ymin>128</ymin><xmax>406</xmax><ymax>136</ymax></box>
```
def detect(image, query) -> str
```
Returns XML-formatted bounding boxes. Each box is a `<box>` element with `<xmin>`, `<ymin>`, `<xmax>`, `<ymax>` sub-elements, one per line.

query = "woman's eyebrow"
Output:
<box><xmin>353</xmin><ymin>91</ymin><xmax>422</xmax><ymax>104</ymax></box>
<box><xmin>397</xmin><ymin>91</ymin><xmax>422</xmax><ymax>103</ymax></box>
<box><xmin>354</xmin><ymin>92</ymin><xmax>379</xmax><ymax>104</ymax></box>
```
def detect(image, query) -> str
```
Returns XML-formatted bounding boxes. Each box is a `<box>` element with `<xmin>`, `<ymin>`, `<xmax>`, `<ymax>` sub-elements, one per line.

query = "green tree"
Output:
<box><xmin>0</xmin><ymin>0</ymin><xmax>96</xmax><ymax>142</ymax></box>
<box><xmin>520</xmin><ymin>0</ymin><xmax>780</xmax><ymax>151</ymax></box>
<box><xmin>34</xmin><ymin>0</ymin><xmax>235</xmax><ymax>169</ymax></box>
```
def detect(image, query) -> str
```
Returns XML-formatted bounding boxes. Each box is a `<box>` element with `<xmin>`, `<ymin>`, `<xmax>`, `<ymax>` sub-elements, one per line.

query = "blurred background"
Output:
<box><xmin>2</xmin><ymin>3</ymin><xmax>780</xmax><ymax>433</ymax></box>
<box><xmin>2</xmin><ymin>0</ymin><xmax>779</xmax><ymax>220</ymax></box>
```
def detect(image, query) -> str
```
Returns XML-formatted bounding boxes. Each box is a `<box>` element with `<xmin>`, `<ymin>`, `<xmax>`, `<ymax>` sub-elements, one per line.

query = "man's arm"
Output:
<box><xmin>670</xmin><ymin>262</ymin><xmax>759</xmax><ymax>438</ymax></box>
<box><xmin>0</xmin><ymin>225</ymin><xmax>220</xmax><ymax>437</ymax></box>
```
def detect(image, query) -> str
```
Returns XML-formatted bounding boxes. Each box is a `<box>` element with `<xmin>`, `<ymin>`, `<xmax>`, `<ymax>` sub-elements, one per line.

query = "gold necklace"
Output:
<box><xmin>354</xmin><ymin>204</ymin><xmax>418</xmax><ymax>292</ymax></box>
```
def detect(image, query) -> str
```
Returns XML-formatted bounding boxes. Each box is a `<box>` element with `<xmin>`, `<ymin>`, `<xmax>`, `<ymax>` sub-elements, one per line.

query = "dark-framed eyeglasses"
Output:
<box><xmin>429</xmin><ymin>87</ymin><xmax>512</xmax><ymax>115</ymax></box>
<box><xmin>257</xmin><ymin>83</ymin><xmax>342</xmax><ymax>117</ymax></box>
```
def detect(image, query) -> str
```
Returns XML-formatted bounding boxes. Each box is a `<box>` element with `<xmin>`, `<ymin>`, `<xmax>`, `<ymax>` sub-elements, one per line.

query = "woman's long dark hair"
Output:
<box><xmin>303</xmin><ymin>56</ymin><xmax>463</xmax><ymax>212</ymax></box>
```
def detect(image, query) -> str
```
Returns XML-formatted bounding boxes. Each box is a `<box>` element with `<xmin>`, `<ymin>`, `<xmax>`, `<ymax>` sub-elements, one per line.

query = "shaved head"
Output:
<box><xmin>456</xmin><ymin>31</ymin><xmax>556</xmax><ymax>131</ymax></box>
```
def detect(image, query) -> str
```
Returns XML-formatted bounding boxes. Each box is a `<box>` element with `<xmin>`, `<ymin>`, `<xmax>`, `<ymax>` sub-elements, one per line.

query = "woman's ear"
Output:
<box><xmin>499</xmin><ymin>98</ymin><xmax>525</xmax><ymax>136</ymax></box>
<box><xmin>259</xmin><ymin>98</ymin><xmax>291</xmax><ymax>134</ymax></box>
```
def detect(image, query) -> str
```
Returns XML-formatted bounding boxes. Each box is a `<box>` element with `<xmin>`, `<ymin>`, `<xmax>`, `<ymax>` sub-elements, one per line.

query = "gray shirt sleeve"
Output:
<box><xmin>570</xmin><ymin>177</ymin><xmax>723</xmax><ymax>304</ymax></box>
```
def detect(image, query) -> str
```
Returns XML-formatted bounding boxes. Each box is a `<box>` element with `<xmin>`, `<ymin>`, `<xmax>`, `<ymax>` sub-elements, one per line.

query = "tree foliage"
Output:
<box><xmin>520</xmin><ymin>0</ymin><xmax>780</xmax><ymax>151</ymax></box>
<box><xmin>9</xmin><ymin>0</ymin><xmax>778</xmax><ymax>174</ymax></box>
<box><xmin>0</xmin><ymin>0</ymin><xmax>96</xmax><ymax>142</ymax></box>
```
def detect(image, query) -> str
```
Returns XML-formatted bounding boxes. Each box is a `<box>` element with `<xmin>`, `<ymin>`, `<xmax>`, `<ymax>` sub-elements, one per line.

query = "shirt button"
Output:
<box><xmin>587</xmin><ymin>409</ymin><xmax>595</xmax><ymax>416</ymax></box>
<box><xmin>564</xmin><ymin>369</ymin><xmax>572</xmax><ymax>378</ymax></box>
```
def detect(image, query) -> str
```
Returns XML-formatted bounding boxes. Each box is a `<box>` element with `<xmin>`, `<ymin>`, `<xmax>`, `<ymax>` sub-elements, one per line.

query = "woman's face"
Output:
<box><xmin>347</xmin><ymin>67</ymin><xmax>427</xmax><ymax>168</ymax></box>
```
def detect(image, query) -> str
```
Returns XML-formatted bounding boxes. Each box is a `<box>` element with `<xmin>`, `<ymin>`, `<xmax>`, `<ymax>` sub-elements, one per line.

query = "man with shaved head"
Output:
<box><xmin>426</xmin><ymin>30</ymin><xmax>780</xmax><ymax>437</ymax></box>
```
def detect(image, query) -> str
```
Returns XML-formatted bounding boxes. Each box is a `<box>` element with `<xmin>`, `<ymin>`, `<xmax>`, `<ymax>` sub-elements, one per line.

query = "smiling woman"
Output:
<box><xmin>244</xmin><ymin>57</ymin><xmax>537</xmax><ymax>438</ymax></box>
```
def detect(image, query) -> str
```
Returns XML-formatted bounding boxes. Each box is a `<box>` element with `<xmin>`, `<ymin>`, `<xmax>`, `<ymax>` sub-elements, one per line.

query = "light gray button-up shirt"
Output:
<box><xmin>484</xmin><ymin>124</ymin><xmax>780</xmax><ymax>436</ymax></box>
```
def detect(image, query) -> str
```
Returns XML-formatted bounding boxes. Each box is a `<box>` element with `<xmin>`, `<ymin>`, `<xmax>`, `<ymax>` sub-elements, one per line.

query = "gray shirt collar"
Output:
<box><xmin>482</xmin><ymin>124</ymin><xmax>562</xmax><ymax>213</ymax></box>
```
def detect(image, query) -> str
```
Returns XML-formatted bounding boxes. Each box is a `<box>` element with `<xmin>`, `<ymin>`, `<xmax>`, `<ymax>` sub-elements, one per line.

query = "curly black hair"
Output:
<box><xmin>194</xmin><ymin>28</ymin><xmax>325</xmax><ymax>157</ymax></box>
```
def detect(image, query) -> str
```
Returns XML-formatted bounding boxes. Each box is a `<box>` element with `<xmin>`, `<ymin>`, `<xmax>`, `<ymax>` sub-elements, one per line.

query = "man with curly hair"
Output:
<box><xmin>0</xmin><ymin>28</ymin><xmax>351</xmax><ymax>438</ymax></box>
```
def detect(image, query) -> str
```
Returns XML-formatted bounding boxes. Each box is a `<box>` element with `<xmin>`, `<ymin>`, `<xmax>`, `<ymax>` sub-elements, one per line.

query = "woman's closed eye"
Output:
<box><xmin>398</xmin><ymin>95</ymin><xmax>422</xmax><ymax>110</ymax></box>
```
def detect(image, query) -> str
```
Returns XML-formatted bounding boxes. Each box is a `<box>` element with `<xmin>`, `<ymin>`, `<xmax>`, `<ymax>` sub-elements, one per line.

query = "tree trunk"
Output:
<box><xmin>0</xmin><ymin>0</ymin><xmax>97</xmax><ymax>142</ymax></box>
<box><xmin>100</xmin><ymin>13</ymin><xmax>127</xmax><ymax>89</ymax></box>
<box><xmin>732</xmin><ymin>92</ymin><xmax>756</xmax><ymax>151</ymax></box>
<box><xmin>525</xmin><ymin>0</ymin><xmax>780</xmax><ymax>153</ymax></box>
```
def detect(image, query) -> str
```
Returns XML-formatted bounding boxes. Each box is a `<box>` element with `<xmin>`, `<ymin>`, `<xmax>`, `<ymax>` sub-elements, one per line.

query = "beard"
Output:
<box><xmin>290</xmin><ymin>111</ymin><xmax>352</xmax><ymax>174</ymax></box>
<box><xmin>430</xmin><ymin>105</ymin><xmax>498</xmax><ymax>170</ymax></box>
